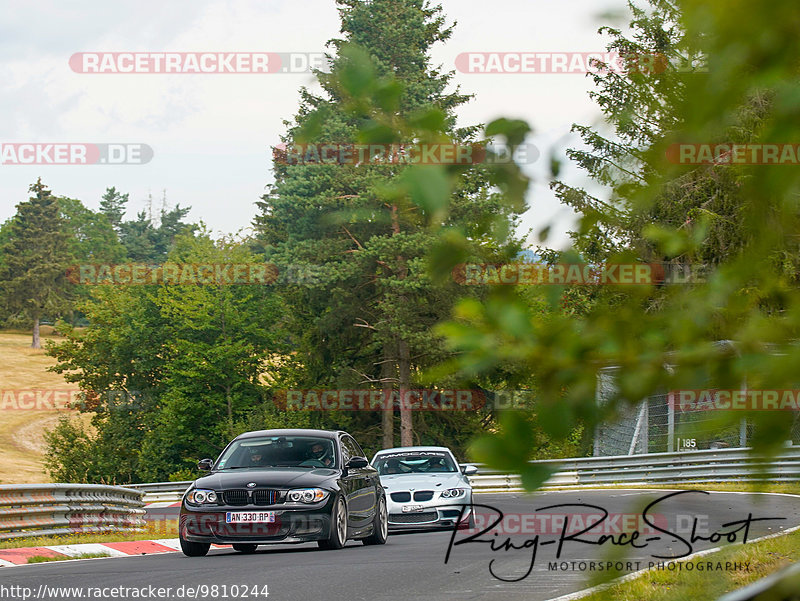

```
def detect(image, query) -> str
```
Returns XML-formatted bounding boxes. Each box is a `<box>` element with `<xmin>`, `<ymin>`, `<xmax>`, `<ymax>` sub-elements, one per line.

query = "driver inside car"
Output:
<box><xmin>427</xmin><ymin>457</ymin><xmax>447</xmax><ymax>472</ymax></box>
<box><xmin>383</xmin><ymin>458</ymin><xmax>401</xmax><ymax>474</ymax></box>
<box><xmin>248</xmin><ymin>449</ymin><xmax>267</xmax><ymax>466</ymax></box>
<box><xmin>307</xmin><ymin>442</ymin><xmax>334</xmax><ymax>467</ymax></box>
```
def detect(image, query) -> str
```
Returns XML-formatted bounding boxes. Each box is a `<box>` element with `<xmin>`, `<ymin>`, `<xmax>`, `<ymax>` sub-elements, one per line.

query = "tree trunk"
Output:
<box><xmin>31</xmin><ymin>315</ymin><xmax>41</xmax><ymax>349</ymax></box>
<box><xmin>226</xmin><ymin>383</ymin><xmax>234</xmax><ymax>438</ymax></box>
<box><xmin>391</xmin><ymin>203</ymin><xmax>414</xmax><ymax>447</ymax></box>
<box><xmin>399</xmin><ymin>338</ymin><xmax>412</xmax><ymax>447</ymax></box>
<box><xmin>381</xmin><ymin>343</ymin><xmax>394</xmax><ymax>449</ymax></box>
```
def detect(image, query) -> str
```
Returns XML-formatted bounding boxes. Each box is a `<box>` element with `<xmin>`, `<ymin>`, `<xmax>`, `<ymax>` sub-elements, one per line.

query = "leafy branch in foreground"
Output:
<box><xmin>329</xmin><ymin>0</ymin><xmax>800</xmax><ymax>488</ymax></box>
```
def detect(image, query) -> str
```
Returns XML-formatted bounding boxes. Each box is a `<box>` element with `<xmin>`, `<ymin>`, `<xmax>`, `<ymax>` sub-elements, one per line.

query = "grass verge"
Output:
<box><xmin>27</xmin><ymin>553</ymin><xmax>110</xmax><ymax>564</ymax></box>
<box><xmin>581</xmin><ymin>527</ymin><xmax>800</xmax><ymax>601</ymax></box>
<box><xmin>540</xmin><ymin>482</ymin><xmax>800</xmax><ymax>496</ymax></box>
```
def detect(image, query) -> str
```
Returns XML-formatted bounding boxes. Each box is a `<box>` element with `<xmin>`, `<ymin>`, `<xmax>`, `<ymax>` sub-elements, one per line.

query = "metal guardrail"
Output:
<box><xmin>469</xmin><ymin>446</ymin><xmax>800</xmax><ymax>491</ymax></box>
<box><xmin>127</xmin><ymin>446</ymin><xmax>800</xmax><ymax>502</ymax></box>
<box><xmin>0</xmin><ymin>484</ymin><xmax>146</xmax><ymax>541</ymax></box>
<box><xmin>126</xmin><ymin>481</ymin><xmax>192</xmax><ymax>504</ymax></box>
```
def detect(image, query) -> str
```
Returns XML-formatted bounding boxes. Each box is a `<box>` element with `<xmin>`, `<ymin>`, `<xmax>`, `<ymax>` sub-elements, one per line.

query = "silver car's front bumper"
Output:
<box><xmin>386</xmin><ymin>500</ymin><xmax>473</xmax><ymax>530</ymax></box>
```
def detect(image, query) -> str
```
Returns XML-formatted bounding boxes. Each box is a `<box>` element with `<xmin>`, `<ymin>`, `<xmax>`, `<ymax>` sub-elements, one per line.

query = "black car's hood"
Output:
<box><xmin>195</xmin><ymin>468</ymin><xmax>339</xmax><ymax>490</ymax></box>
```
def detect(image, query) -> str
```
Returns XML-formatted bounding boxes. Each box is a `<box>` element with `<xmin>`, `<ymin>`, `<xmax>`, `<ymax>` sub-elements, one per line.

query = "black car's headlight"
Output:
<box><xmin>440</xmin><ymin>488</ymin><xmax>468</xmax><ymax>499</ymax></box>
<box><xmin>287</xmin><ymin>488</ymin><xmax>329</xmax><ymax>504</ymax></box>
<box><xmin>186</xmin><ymin>489</ymin><xmax>219</xmax><ymax>505</ymax></box>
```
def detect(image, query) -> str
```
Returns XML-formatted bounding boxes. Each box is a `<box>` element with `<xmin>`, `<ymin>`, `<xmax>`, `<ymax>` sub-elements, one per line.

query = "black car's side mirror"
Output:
<box><xmin>345</xmin><ymin>457</ymin><xmax>369</xmax><ymax>469</ymax></box>
<box><xmin>198</xmin><ymin>458</ymin><xmax>214</xmax><ymax>471</ymax></box>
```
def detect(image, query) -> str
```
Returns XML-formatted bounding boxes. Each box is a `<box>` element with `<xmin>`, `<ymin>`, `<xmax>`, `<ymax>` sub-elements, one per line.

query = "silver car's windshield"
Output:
<box><xmin>373</xmin><ymin>451</ymin><xmax>456</xmax><ymax>475</ymax></box>
<box><xmin>216</xmin><ymin>436</ymin><xmax>337</xmax><ymax>470</ymax></box>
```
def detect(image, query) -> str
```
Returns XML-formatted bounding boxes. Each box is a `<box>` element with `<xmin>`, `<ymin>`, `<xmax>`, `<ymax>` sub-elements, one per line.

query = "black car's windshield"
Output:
<box><xmin>373</xmin><ymin>451</ymin><xmax>456</xmax><ymax>475</ymax></box>
<box><xmin>216</xmin><ymin>436</ymin><xmax>337</xmax><ymax>470</ymax></box>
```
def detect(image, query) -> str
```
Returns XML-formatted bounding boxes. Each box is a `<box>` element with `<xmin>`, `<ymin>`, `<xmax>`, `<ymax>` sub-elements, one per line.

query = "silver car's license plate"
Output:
<box><xmin>402</xmin><ymin>504</ymin><xmax>424</xmax><ymax>513</ymax></box>
<box><xmin>226</xmin><ymin>512</ymin><xmax>276</xmax><ymax>524</ymax></box>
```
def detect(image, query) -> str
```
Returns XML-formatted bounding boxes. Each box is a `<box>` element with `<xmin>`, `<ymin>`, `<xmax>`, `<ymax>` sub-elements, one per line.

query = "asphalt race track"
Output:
<box><xmin>4</xmin><ymin>490</ymin><xmax>800</xmax><ymax>601</ymax></box>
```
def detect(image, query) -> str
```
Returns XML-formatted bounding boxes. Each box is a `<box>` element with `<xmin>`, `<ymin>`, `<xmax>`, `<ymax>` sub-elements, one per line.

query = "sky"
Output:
<box><xmin>0</xmin><ymin>0</ymin><xmax>627</xmax><ymax>249</ymax></box>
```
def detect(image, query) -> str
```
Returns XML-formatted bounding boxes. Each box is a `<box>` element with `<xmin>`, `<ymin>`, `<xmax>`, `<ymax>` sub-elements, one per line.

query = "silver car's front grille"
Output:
<box><xmin>389</xmin><ymin>511</ymin><xmax>439</xmax><ymax>524</ymax></box>
<box><xmin>390</xmin><ymin>490</ymin><xmax>435</xmax><ymax>502</ymax></box>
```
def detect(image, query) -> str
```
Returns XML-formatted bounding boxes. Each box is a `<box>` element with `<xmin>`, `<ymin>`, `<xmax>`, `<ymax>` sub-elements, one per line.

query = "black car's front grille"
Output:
<box><xmin>253</xmin><ymin>489</ymin><xmax>281</xmax><ymax>505</ymax></box>
<box><xmin>223</xmin><ymin>490</ymin><xmax>249</xmax><ymax>506</ymax></box>
<box><xmin>221</xmin><ymin>489</ymin><xmax>283</xmax><ymax>506</ymax></box>
<box><xmin>391</xmin><ymin>492</ymin><xmax>411</xmax><ymax>503</ymax></box>
<box><xmin>413</xmin><ymin>491</ymin><xmax>434</xmax><ymax>502</ymax></box>
<box><xmin>389</xmin><ymin>512</ymin><xmax>439</xmax><ymax>524</ymax></box>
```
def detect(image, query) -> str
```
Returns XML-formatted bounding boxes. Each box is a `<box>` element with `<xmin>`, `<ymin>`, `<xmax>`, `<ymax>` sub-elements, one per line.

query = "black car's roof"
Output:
<box><xmin>235</xmin><ymin>429</ymin><xmax>342</xmax><ymax>441</ymax></box>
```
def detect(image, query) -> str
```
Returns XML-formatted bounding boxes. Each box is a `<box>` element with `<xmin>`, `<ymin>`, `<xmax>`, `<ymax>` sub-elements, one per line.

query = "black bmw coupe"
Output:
<box><xmin>179</xmin><ymin>429</ymin><xmax>388</xmax><ymax>556</ymax></box>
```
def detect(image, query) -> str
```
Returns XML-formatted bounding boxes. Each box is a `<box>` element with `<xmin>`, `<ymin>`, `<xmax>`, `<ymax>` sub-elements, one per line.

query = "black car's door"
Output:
<box><xmin>340</xmin><ymin>434</ymin><xmax>377</xmax><ymax>529</ymax></box>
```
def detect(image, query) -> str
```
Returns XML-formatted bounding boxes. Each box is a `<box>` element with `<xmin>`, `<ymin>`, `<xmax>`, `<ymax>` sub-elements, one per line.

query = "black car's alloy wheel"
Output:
<box><xmin>232</xmin><ymin>544</ymin><xmax>259</xmax><ymax>554</ymax></box>
<box><xmin>180</xmin><ymin>537</ymin><xmax>211</xmax><ymax>557</ymax></box>
<box><xmin>318</xmin><ymin>495</ymin><xmax>347</xmax><ymax>550</ymax></box>
<box><xmin>363</xmin><ymin>494</ymin><xmax>388</xmax><ymax>545</ymax></box>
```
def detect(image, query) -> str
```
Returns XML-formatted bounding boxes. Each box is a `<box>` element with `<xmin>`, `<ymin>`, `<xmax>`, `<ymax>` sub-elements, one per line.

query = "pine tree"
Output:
<box><xmin>552</xmin><ymin>0</ymin><xmax>772</xmax><ymax>275</ymax></box>
<box><xmin>551</xmin><ymin>0</ymin><xmax>698</xmax><ymax>258</ymax></box>
<box><xmin>0</xmin><ymin>179</ymin><xmax>74</xmax><ymax>347</ymax></box>
<box><xmin>255</xmin><ymin>0</ymin><xmax>515</xmax><ymax>448</ymax></box>
<box><xmin>118</xmin><ymin>201</ymin><xmax>194</xmax><ymax>262</ymax></box>
<box><xmin>99</xmin><ymin>187</ymin><xmax>129</xmax><ymax>232</ymax></box>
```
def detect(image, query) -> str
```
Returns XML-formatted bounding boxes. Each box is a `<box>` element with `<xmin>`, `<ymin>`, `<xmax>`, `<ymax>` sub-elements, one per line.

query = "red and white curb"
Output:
<box><xmin>0</xmin><ymin>539</ymin><xmax>227</xmax><ymax>567</ymax></box>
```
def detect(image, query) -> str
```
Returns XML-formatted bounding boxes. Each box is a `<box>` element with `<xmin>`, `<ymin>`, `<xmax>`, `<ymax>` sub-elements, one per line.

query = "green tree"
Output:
<box><xmin>98</xmin><ymin>186</ymin><xmax>129</xmax><ymax>232</ymax></box>
<box><xmin>46</xmin><ymin>230</ymin><xmax>290</xmax><ymax>482</ymax></box>
<box><xmin>430</xmin><ymin>0</ymin><xmax>800</xmax><ymax>488</ymax></box>
<box><xmin>59</xmin><ymin>197</ymin><xmax>126</xmax><ymax>263</ymax></box>
<box><xmin>0</xmin><ymin>179</ymin><xmax>73</xmax><ymax>347</ymax></box>
<box><xmin>119</xmin><ymin>201</ymin><xmax>194</xmax><ymax>262</ymax></box>
<box><xmin>254</xmin><ymin>0</ymin><xmax>520</xmax><ymax>450</ymax></box>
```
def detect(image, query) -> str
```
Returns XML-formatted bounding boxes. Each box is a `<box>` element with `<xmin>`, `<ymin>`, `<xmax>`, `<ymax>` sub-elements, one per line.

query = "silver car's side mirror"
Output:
<box><xmin>461</xmin><ymin>465</ymin><xmax>478</xmax><ymax>476</ymax></box>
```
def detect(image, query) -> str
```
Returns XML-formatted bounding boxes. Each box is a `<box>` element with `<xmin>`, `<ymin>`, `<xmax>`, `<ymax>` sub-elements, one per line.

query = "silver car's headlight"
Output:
<box><xmin>287</xmin><ymin>488</ymin><xmax>329</xmax><ymax>504</ymax></box>
<box><xmin>186</xmin><ymin>489</ymin><xmax>219</xmax><ymax>505</ymax></box>
<box><xmin>440</xmin><ymin>488</ymin><xmax>468</xmax><ymax>499</ymax></box>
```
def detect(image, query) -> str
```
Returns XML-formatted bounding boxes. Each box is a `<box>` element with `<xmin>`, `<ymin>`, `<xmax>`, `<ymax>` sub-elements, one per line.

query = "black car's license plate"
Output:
<box><xmin>226</xmin><ymin>512</ymin><xmax>276</xmax><ymax>524</ymax></box>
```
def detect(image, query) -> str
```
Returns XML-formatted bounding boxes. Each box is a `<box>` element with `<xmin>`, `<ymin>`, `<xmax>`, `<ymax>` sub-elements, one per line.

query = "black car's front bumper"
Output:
<box><xmin>180</xmin><ymin>496</ymin><xmax>335</xmax><ymax>545</ymax></box>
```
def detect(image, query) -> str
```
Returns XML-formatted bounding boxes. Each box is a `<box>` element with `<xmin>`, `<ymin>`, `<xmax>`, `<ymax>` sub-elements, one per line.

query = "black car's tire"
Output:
<box><xmin>318</xmin><ymin>495</ymin><xmax>347</xmax><ymax>550</ymax></box>
<box><xmin>363</xmin><ymin>495</ymin><xmax>388</xmax><ymax>545</ymax></box>
<box><xmin>180</xmin><ymin>537</ymin><xmax>210</xmax><ymax>557</ymax></box>
<box><xmin>232</xmin><ymin>544</ymin><xmax>258</xmax><ymax>554</ymax></box>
